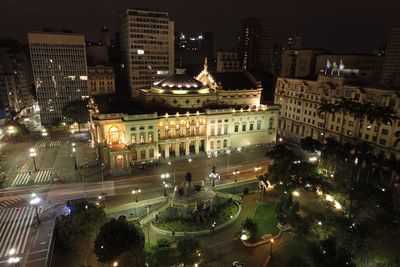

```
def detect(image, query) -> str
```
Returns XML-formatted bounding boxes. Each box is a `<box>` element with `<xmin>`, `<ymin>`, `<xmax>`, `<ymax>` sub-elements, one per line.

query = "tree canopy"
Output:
<box><xmin>94</xmin><ymin>218</ymin><xmax>144</xmax><ymax>263</ymax></box>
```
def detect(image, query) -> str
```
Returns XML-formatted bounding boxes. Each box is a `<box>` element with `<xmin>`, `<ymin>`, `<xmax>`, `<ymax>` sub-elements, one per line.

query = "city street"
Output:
<box><xmin>0</xmin><ymin>132</ymin><xmax>272</xmax><ymax>267</ymax></box>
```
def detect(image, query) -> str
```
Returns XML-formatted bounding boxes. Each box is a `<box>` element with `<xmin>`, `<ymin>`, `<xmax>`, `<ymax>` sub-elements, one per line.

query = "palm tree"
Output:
<box><xmin>353</xmin><ymin>141</ymin><xmax>374</xmax><ymax>183</ymax></box>
<box><xmin>349</xmin><ymin>102</ymin><xmax>372</xmax><ymax>143</ymax></box>
<box><xmin>335</xmin><ymin>98</ymin><xmax>355</xmax><ymax>144</ymax></box>
<box><xmin>366</xmin><ymin>104</ymin><xmax>395</xmax><ymax>150</ymax></box>
<box><xmin>317</xmin><ymin>101</ymin><xmax>336</xmax><ymax>143</ymax></box>
<box><xmin>320</xmin><ymin>137</ymin><xmax>340</xmax><ymax>173</ymax></box>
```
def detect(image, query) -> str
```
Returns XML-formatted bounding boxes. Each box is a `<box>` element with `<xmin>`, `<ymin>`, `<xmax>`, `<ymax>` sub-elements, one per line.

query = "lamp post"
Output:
<box><xmin>269</xmin><ymin>238</ymin><xmax>274</xmax><ymax>255</ymax></box>
<box><xmin>8</xmin><ymin>248</ymin><xmax>21</xmax><ymax>267</ymax></box>
<box><xmin>233</xmin><ymin>169</ymin><xmax>240</xmax><ymax>193</ymax></box>
<box><xmin>100</xmin><ymin>162</ymin><xmax>105</xmax><ymax>189</ymax></box>
<box><xmin>161</xmin><ymin>173</ymin><xmax>170</xmax><ymax>196</ymax></box>
<box><xmin>29</xmin><ymin>148</ymin><xmax>37</xmax><ymax>172</ymax></box>
<box><xmin>209</xmin><ymin>166</ymin><xmax>218</xmax><ymax>187</ymax></box>
<box><xmin>226</xmin><ymin>148</ymin><xmax>231</xmax><ymax>173</ymax></box>
<box><xmin>168</xmin><ymin>161</ymin><xmax>176</xmax><ymax>184</ymax></box>
<box><xmin>132</xmin><ymin>188</ymin><xmax>141</xmax><ymax>202</ymax></box>
<box><xmin>30</xmin><ymin>193</ymin><xmax>41</xmax><ymax>225</ymax></box>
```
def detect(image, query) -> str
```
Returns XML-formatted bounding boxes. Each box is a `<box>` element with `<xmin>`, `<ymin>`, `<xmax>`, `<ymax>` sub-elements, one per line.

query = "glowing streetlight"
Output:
<box><xmin>8</xmin><ymin>248</ymin><xmax>21</xmax><ymax>266</ymax></box>
<box><xmin>161</xmin><ymin>173</ymin><xmax>170</xmax><ymax>196</ymax></box>
<box><xmin>29</xmin><ymin>148</ymin><xmax>38</xmax><ymax>172</ymax></box>
<box><xmin>270</xmin><ymin>238</ymin><xmax>275</xmax><ymax>255</ymax></box>
<box><xmin>132</xmin><ymin>188</ymin><xmax>141</xmax><ymax>202</ymax></box>
<box><xmin>113</xmin><ymin>261</ymin><xmax>118</xmax><ymax>267</ymax></box>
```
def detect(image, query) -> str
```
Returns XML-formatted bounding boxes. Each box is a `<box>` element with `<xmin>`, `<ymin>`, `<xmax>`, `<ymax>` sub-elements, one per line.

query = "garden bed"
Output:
<box><xmin>153</xmin><ymin>201</ymin><xmax>239</xmax><ymax>232</ymax></box>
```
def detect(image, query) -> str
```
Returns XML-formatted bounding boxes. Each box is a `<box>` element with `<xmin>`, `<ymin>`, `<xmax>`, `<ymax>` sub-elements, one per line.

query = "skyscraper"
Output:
<box><xmin>28</xmin><ymin>31</ymin><xmax>89</xmax><ymax>126</ymax></box>
<box><xmin>287</xmin><ymin>34</ymin><xmax>302</xmax><ymax>50</ymax></box>
<box><xmin>238</xmin><ymin>18</ymin><xmax>261</xmax><ymax>71</ymax></box>
<box><xmin>120</xmin><ymin>9</ymin><xmax>174</xmax><ymax>97</ymax></box>
<box><xmin>238</xmin><ymin>18</ymin><xmax>274</xmax><ymax>73</ymax></box>
<box><xmin>380</xmin><ymin>28</ymin><xmax>400</xmax><ymax>86</ymax></box>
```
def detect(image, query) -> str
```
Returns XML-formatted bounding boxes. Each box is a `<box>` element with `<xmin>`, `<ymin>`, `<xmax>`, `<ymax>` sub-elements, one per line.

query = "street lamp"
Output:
<box><xmin>161</xmin><ymin>173</ymin><xmax>170</xmax><ymax>196</ymax></box>
<box><xmin>226</xmin><ymin>148</ymin><xmax>231</xmax><ymax>172</ymax></box>
<box><xmin>233</xmin><ymin>169</ymin><xmax>240</xmax><ymax>194</ymax></box>
<box><xmin>100</xmin><ymin>163</ymin><xmax>105</xmax><ymax>189</ymax></box>
<box><xmin>30</xmin><ymin>194</ymin><xmax>41</xmax><ymax>225</ymax></box>
<box><xmin>113</xmin><ymin>261</ymin><xmax>118</xmax><ymax>267</ymax></box>
<box><xmin>132</xmin><ymin>188</ymin><xmax>141</xmax><ymax>202</ymax></box>
<box><xmin>209</xmin><ymin>166</ymin><xmax>218</xmax><ymax>187</ymax></box>
<box><xmin>29</xmin><ymin>148</ymin><xmax>37</xmax><ymax>172</ymax></box>
<box><xmin>8</xmin><ymin>248</ymin><xmax>21</xmax><ymax>267</ymax></box>
<box><xmin>168</xmin><ymin>161</ymin><xmax>176</xmax><ymax>184</ymax></box>
<box><xmin>270</xmin><ymin>238</ymin><xmax>274</xmax><ymax>255</ymax></box>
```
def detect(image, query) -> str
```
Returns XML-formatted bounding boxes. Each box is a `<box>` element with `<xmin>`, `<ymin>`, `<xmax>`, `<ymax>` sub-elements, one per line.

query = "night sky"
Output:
<box><xmin>1</xmin><ymin>0</ymin><xmax>399</xmax><ymax>52</ymax></box>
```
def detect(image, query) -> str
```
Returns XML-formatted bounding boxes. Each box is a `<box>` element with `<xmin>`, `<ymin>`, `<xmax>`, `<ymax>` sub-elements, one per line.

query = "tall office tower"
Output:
<box><xmin>238</xmin><ymin>18</ymin><xmax>261</xmax><ymax>71</ymax></box>
<box><xmin>287</xmin><ymin>34</ymin><xmax>302</xmax><ymax>50</ymax></box>
<box><xmin>174</xmin><ymin>31</ymin><xmax>214</xmax><ymax>67</ymax></box>
<box><xmin>258</xmin><ymin>29</ymin><xmax>274</xmax><ymax>73</ymax></box>
<box><xmin>28</xmin><ymin>31</ymin><xmax>89</xmax><ymax>126</ymax></box>
<box><xmin>100</xmin><ymin>27</ymin><xmax>111</xmax><ymax>47</ymax></box>
<box><xmin>120</xmin><ymin>9</ymin><xmax>174</xmax><ymax>97</ymax></box>
<box><xmin>380</xmin><ymin>28</ymin><xmax>400</xmax><ymax>86</ymax></box>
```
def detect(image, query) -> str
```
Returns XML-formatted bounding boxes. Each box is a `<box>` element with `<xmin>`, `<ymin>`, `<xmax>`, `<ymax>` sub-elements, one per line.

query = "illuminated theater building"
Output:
<box><xmin>92</xmin><ymin>61</ymin><xmax>279</xmax><ymax>175</ymax></box>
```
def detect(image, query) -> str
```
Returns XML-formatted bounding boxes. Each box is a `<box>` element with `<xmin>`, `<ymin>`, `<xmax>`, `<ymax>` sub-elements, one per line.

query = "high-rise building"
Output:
<box><xmin>380</xmin><ymin>28</ymin><xmax>400</xmax><ymax>86</ymax></box>
<box><xmin>238</xmin><ymin>18</ymin><xmax>274</xmax><ymax>73</ymax></box>
<box><xmin>120</xmin><ymin>9</ymin><xmax>174</xmax><ymax>97</ymax></box>
<box><xmin>28</xmin><ymin>31</ymin><xmax>89</xmax><ymax>126</ymax></box>
<box><xmin>238</xmin><ymin>18</ymin><xmax>261</xmax><ymax>71</ymax></box>
<box><xmin>0</xmin><ymin>39</ymin><xmax>34</xmax><ymax>112</ymax></box>
<box><xmin>100</xmin><ymin>27</ymin><xmax>111</xmax><ymax>47</ymax></box>
<box><xmin>258</xmin><ymin>29</ymin><xmax>274</xmax><ymax>73</ymax></box>
<box><xmin>174</xmin><ymin>32</ymin><xmax>214</xmax><ymax>67</ymax></box>
<box><xmin>216</xmin><ymin>50</ymin><xmax>240</xmax><ymax>72</ymax></box>
<box><xmin>287</xmin><ymin>34</ymin><xmax>302</xmax><ymax>50</ymax></box>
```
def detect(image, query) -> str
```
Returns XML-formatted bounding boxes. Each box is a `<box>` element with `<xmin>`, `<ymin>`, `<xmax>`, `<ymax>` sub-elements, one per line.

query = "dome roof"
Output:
<box><xmin>153</xmin><ymin>69</ymin><xmax>208</xmax><ymax>90</ymax></box>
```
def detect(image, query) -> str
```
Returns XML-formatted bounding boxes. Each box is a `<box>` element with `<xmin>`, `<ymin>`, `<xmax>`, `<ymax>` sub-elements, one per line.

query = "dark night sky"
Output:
<box><xmin>0</xmin><ymin>0</ymin><xmax>399</xmax><ymax>52</ymax></box>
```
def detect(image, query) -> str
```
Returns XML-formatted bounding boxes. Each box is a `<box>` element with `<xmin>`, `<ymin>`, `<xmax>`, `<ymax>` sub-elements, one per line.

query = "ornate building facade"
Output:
<box><xmin>92</xmin><ymin>63</ymin><xmax>279</xmax><ymax>175</ymax></box>
<box><xmin>274</xmin><ymin>74</ymin><xmax>400</xmax><ymax>158</ymax></box>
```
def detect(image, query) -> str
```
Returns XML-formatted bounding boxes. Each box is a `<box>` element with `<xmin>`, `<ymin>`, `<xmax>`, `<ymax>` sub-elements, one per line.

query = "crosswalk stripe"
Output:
<box><xmin>34</xmin><ymin>169</ymin><xmax>53</xmax><ymax>183</ymax></box>
<box><xmin>12</xmin><ymin>172</ymin><xmax>31</xmax><ymax>186</ymax></box>
<box><xmin>0</xmin><ymin>207</ymin><xmax>34</xmax><ymax>258</ymax></box>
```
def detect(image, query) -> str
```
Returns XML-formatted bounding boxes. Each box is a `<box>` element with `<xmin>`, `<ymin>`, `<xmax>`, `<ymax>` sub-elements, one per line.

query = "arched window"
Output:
<box><xmin>109</xmin><ymin>126</ymin><xmax>120</xmax><ymax>144</ymax></box>
<box><xmin>149</xmin><ymin>148</ymin><xmax>154</xmax><ymax>158</ymax></box>
<box><xmin>211</xmin><ymin>125</ymin><xmax>215</xmax><ymax>136</ymax></box>
<box><xmin>140</xmin><ymin>149</ymin><xmax>146</xmax><ymax>159</ymax></box>
<box><xmin>249</xmin><ymin>122</ymin><xmax>254</xmax><ymax>131</ymax></box>
<box><xmin>148</xmin><ymin>133</ymin><xmax>153</xmax><ymax>143</ymax></box>
<box><xmin>131</xmin><ymin>135</ymin><xmax>136</xmax><ymax>144</ymax></box>
<box><xmin>257</xmin><ymin>121</ymin><xmax>262</xmax><ymax>130</ymax></box>
<box><xmin>210</xmin><ymin>141</ymin><xmax>214</xmax><ymax>149</ymax></box>
<box><xmin>223</xmin><ymin>139</ymin><xmax>228</xmax><ymax>147</ymax></box>
<box><xmin>140</xmin><ymin>133</ymin><xmax>145</xmax><ymax>143</ymax></box>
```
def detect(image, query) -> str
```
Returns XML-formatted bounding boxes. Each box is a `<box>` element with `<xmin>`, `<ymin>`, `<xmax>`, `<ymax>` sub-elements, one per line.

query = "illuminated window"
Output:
<box><xmin>148</xmin><ymin>133</ymin><xmax>153</xmax><ymax>143</ymax></box>
<box><xmin>109</xmin><ymin>126</ymin><xmax>119</xmax><ymax>143</ymax></box>
<box><xmin>137</xmin><ymin>49</ymin><xmax>145</xmax><ymax>55</ymax></box>
<box><xmin>131</xmin><ymin>135</ymin><xmax>136</xmax><ymax>144</ymax></box>
<box><xmin>140</xmin><ymin>133</ymin><xmax>145</xmax><ymax>143</ymax></box>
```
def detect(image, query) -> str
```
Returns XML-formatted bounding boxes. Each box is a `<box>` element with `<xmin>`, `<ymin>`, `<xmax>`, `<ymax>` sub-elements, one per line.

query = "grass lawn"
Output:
<box><xmin>154</xmin><ymin>202</ymin><xmax>239</xmax><ymax>232</ymax></box>
<box><xmin>252</xmin><ymin>202</ymin><xmax>279</xmax><ymax>237</ymax></box>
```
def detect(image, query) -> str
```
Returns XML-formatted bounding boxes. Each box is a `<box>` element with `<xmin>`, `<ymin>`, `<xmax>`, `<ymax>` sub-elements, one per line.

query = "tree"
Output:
<box><xmin>185</xmin><ymin>172</ymin><xmax>192</xmax><ymax>182</ymax></box>
<box><xmin>366</xmin><ymin>104</ymin><xmax>395</xmax><ymax>150</ymax></box>
<box><xmin>241</xmin><ymin>218</ymin><xmax>258</xmax><ymax>239</ymax></box>
<box><xmin>56</xmin><ymin>202</ymin><xmax>107</xmax><ymax>251</ymax></box>
<box><xmin>300</xmin><ymin>136</ymin><xmax>322</xmax><ymax>154</ymax></box>
<box><xmin>266</xmin><ymin>144</ymin><xmax>299</xmax><ymax>163</ymax></box>
<box><xmin>94</xmin><ymin>218</ymin><xmax>144</xmax><ymax>263</ymax></box>
<box><xmin>334</xmin><ymin>97</ymin><xmax>354</xmax><ymax>144</ymax></box>
<box><xmin>62</xmin><ymin>99</ymin><xmax>89</xmax><ymax>131</ymax></box>
<box><xmin>119</xmin><ymin>248</ymin><xmax>146</xmax><ymax>267</ymax></box>
<box><xmin>147</xmin><ymin>239</ymin><xmax>179</xmax><ymax>267</ymax></box>
<box><xmin>176</xmin><ymin>236</ymin><xmax>201</xmax><ymax>266</ymax></box>
<box><xmin>317</xmin><ymin>101</ymin><xmax>336</xmax><ymax>143</ymax></box>
<box><xmin>275</xmin><ymin>193</ymin><xmax>300</xmax><ymax>225</ymax></box>
<box><xmin>349</xmin><ymin>102</ymin><xmax>372</xmax><ymax>144</ymax></box>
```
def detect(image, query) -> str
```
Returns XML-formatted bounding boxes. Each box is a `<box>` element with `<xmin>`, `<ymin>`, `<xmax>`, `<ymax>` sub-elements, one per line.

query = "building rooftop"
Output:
<box><xmin>211</xmin><ymin>71</ymin><xmax>257</xmax><ymax>90</ymax></box>
<box><xmin>153</xmin><ymin>69</ymin><xmax>207</xmax><ymax>90</ymax></box>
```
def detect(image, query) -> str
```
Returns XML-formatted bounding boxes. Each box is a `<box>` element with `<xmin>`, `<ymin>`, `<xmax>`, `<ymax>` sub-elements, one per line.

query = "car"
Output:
<box><xmin>232</xmin><ymin>261</ymin><xmax>244</xmax><ymax>267</ymax></box>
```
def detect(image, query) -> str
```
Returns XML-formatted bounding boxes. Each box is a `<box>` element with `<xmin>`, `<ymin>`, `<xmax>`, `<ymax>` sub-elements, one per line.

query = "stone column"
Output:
<box><xmin>195</xmin><ymin>139</ymin><xmax>200</xmax><ymax>154</ymax></box>
<box><xmin>175</xmin><ymin>142</ymin><xmax>180</xmax><ymax>157</ymax></box>
<box><xmin>185</xmin><ymin>141</ymin><xmax>190</xmax><ymax>156</ymax></box>
<box><xmin>165</xmin><ymin>144</ymin><xmax>170</xmax><ymax>158</ymax></box>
